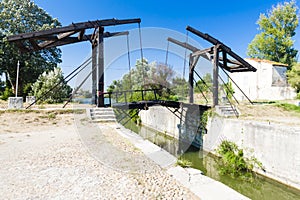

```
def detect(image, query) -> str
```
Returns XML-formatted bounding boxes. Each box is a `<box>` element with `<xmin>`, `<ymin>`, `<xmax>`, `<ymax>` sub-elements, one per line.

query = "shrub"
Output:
<box><xmin>31</xmin><ymin>67</ymin><xmax>72</xmax><ymax>103</ymax></box>
<box><xmin>0</xmin><ymin>87</ymin><xmax>14</xmax><ymax>100</ymax></box>
<box><xmin>217</xmin><ymin>140</ymin><xmax>263</xmax><ymax>177</ymax></box>
<box><xmin>176</xmin><ymin>157</ymin><xmax>193</xmax><ymax>168</ymax></box>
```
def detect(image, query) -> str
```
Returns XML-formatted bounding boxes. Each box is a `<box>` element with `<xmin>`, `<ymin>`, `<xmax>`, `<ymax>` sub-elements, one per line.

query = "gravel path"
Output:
<box><xmin>0</xmin><ymin>114</ymin><xmax>199</xmax><ymax>199</ymax></box>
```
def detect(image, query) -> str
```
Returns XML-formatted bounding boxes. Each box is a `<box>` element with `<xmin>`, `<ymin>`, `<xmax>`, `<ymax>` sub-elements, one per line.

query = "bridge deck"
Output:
<box><xmin>112</xmin><ymin>100</ymin><xmax>210</xmax><ymax>110</ymax></box>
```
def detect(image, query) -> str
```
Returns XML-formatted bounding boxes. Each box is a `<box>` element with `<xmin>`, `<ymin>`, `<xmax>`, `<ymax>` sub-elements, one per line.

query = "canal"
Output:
<box><xmin>122</xmin><ymin>120</ymin><xmax>300</xmax><ymax>200</ymax></box>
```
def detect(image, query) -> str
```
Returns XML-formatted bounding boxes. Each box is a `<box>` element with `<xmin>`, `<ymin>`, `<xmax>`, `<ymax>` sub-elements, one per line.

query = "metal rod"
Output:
<box><xmin>165</xmin><ymin>41</ymin><xmax>169</xmax><ymax>66</ymax></box>
<box><xmin>221</xmin><ymin>67</ymin><xmax>253</xmax><ymax>104</ymax></box>
<box><xmin>26</xmin><ymin>57</ymin><xmax>92</xmax><ymax>109</ymax></box>
<box><xmin>194</xmin><ymin>79</ymin><xmax>208</xmax><ymax>104</ymax></box>
<box><xmin>218</xmin><ymin>75</ymin><xmax>239</xmax><ymax>105</ymax></box>
<box><xmin>126</xmin><ymin>34</ymin><xmax>132</xmax><ymax>90</ymax></box>
<box><xmin>15</xmin><ymin>61</ymin><xmax>20</xmax><ymax>97</ymax></box>
<box><xmin>194</xmin><ymin>70</ymin><xmax>213</xmax><ymax>93</ymax></box>
<box><xmin>63</xmin><ymin>70</ymin><xmax>93</xmax><ymax>108</ymax></box>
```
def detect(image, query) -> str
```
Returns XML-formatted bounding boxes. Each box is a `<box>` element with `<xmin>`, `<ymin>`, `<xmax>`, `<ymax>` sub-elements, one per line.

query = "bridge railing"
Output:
<box><xmin>102</xmin><ymin>89</ymin><xmax>161</xmax><ymax>107</ymax></box>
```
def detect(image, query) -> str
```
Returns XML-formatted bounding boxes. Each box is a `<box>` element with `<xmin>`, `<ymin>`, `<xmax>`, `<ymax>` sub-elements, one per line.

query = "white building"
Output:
<box><xmin>229</xmin><ymin>58</ymin><xmax>296</xmax><ymax>101</ymax></box>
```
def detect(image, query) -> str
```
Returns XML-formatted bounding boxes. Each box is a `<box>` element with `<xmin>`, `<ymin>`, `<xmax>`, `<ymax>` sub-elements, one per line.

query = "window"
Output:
<box><xmin>272</xmin><ymin>66</ymin><xmax>287</xmax><ymax>86</ymax></box>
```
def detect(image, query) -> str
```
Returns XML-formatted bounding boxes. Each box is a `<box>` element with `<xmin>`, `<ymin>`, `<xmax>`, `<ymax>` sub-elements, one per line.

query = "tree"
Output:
<box><xmin>171</xmin><ymin>77</ymin><xmax>188</xmax><ymax>101</ymax></box>
<box><xmin>107</xmin><ymin>59</ymin><xmax>181</xmax><ymax>100</ymax></box>
<box><xmin>195</xmin><ymin>73</ymin><xmax>212</xmax><ymax>93</ymax></box>
<box><xmin>0</xmin><ymin>0</ymin><xmax>62</xmax><ymax>97</ymax></box>
<box><xmin>31</xmin><ymin>67</ymin><xmax>72</xmax><ymax>103</ymax></box>
<box><xmin>247</xmin><ymin>1</ymin><xmax>299</xmax><ymax>69</ymax></box>
<box><xmin>287</xmin><ymin>63</ymin><xmax>300</xmax><ymax>98</ymax></box>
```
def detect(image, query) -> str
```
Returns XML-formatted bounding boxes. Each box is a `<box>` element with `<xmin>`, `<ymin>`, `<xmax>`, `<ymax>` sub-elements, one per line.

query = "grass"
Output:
<box><xmin>176</xmin><ymin>157</ymin><xmax>193</xmax><ymax>168</ymax></box>
<box><xmin>276</xmin><ymin>102</ymin><xmax>300</xmax><ymax>114</ymax></box>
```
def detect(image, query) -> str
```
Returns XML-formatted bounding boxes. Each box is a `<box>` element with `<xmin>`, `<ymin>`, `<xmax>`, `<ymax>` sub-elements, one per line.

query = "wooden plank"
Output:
<box><xmin>103</xmin><ymin>31</ymin><xmax>129</xmax><ymax>37</ymax></box>
<box><xmin>167</xmin><ymin>37</ymin><xmax>199</xmax><ymax>52</ymax></box>
<box><xmin>191</xmin><ymin>47</ymin><xmax>214</xmax><ymax>57</ymax></box>
<box><xmin>7</xmin><ymin>18</ymin><xmax>141</xmax><ymax>42</ymax></box>
<box><xmin>57</xmin><ymin>30</ymin><xmax>77</xmax><ymax>39</ymax></box>
<box><xmin>38</xmin><ymin>40</ymin><xmax>57</xmax><ymax>48</ymax></box>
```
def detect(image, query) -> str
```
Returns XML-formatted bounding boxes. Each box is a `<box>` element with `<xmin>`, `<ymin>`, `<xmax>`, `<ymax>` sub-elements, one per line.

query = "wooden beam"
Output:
<box><xmin>212</xmin><ymin>45</ymin><xmax>220</xmax><ymax>107</ymax></box>
<box><xmin>57</xmin><ymin>30</ymin><xmax>77</xmax><ymax>39</ymax></box>
<box><xmin>220</xmin><ymin>45</ymin><xmax>256</xmax><ymax>72</ymax></box>
<box><xmin>222</xmin><ymin>51</ymin><xmax>228</xmax><ymax>69</ymax></box>
<box><xmin>219</xmin><ymin>57</ymin><xmax>242</xmax><ymax>65</ymax></box>
<box><xmin>188</xmin><ymin>54</ymin><xmax>194</xmax><ymax>103</ymax></box>
<box><xmin>39</xmin><ymin>35</ymin><xmax>92</xmax><ymax>49</ymax></box>
<box><xmin>78</xmin><ymin>30</ymin><xmax>85</xmax><ymax>41</ymax></box>
<box><xmin>167</xmin><ymin>37</ymin><xmax>199</xmax><ymax>52</ymax></box>
<box><xmin>191</xmin><ymin>47</ymin><xmax>214</xmax><ymax>57</ymax></box>
<box><xmin>186</xmin><ymin>26</ymin><xmax>256</xmax><ymax>72</ymax></box>
<box><xmin>19</xmin><ymin>30</ymin><xmax>129</xmax><ymax>51</ymax></box>
<box><xmin>15</xmin><ymin>41</ymin><xmax>29</xmax><ymax>52</ymax></box>
<box><xmin>7</xmin><ymin>18</ymin><xmax>141</xmax><ymax>42</ymax></box>
<box><xmin>29</xmin><ymin>39</ymin><xmax>40</xmax><ymax>50</ymax></box>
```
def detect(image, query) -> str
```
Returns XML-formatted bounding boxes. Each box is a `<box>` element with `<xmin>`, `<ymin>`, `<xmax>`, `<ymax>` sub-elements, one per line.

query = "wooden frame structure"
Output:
<box><xmin>7</xmin><ymin>18</ymin><xmax>141</xmax><ymax>107</ymax></box>
<box><xmin>168</xmin><ymin>26</ymin><xmax>257</xmax><ymax>106</ymax></box>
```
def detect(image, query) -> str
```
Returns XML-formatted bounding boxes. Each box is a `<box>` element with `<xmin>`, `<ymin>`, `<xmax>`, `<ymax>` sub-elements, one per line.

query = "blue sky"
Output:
<box><xmin>32</xmin><ymin>0</ymin><xmax>300</xmax><ymax>88</ymax></box>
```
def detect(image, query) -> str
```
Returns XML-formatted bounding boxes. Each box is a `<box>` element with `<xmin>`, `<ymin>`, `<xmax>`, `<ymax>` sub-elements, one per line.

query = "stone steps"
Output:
<box><xmin>215</xmin><ymin>105</ymin><xmax>240</xmax><ymax>117</ymax></box>
<box><xmin>87</xmin><ymin>107</ymin><xmax>116</xmax><ymax>122</ymax></box>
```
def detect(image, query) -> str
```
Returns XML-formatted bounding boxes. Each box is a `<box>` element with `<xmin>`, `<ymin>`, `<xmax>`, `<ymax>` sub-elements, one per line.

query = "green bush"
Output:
<box><xmin>0</xmin><ymin>87</ymin><xmax>14</xmax><ymax>100</ymax></box>
<box><xmin>217</xmin><ymin>140</ymin><xmax>263</xmax><ymax>177</ymax></box>
<box><xmin>176</xmin><ymin>157</ymin><xmax>193</xmax><ymax>168</ymax></box>
<box><xmin>31</xmin><ymin>67</ymin><xmax>72</xmax><ymax>104</ymax></box>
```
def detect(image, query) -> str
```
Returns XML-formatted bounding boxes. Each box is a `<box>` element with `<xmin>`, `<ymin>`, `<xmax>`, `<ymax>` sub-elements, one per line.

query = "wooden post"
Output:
<box><xmin>213</xmin><ymin>45</ymin><xmax>220</xmax><ymax>107</ymax></box>
<box><xmin>188</xmin><ymin>54</ymin><xmax>194</xmax><ymax>103</ymax></box>
<box><xmin>109</xmin><ymin>93</ymin><xmax>112</xmax><ymax>107</ymax></box>
<box><xmin>92</xmin><ymin>44</ymin><xmax>97</xmax><ymax>105</ymax></box>
<box><xmin>97</xmin><ymin>27</ymin><xmax>105</xmax><ymax>107</ymax></box>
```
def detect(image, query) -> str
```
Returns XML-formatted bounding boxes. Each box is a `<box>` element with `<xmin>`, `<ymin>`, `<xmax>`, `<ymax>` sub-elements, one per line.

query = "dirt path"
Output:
<box><xmin>0</xmin><ymin>110</ymin><xmax>198</xmax><ymax>199</ymax></box>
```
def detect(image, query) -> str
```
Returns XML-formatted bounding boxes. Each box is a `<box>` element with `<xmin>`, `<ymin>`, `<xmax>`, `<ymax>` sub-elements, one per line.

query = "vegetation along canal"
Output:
<box><xmin>121</xmin><ymin>119</ymin><xmax>300</xmax><ymax>200</ymax></box>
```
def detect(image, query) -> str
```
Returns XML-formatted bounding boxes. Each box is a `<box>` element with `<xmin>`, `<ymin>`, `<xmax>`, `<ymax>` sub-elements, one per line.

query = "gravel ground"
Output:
<box><xmin>0</xmin><ymin>111</ymin><xmax>199</xmax><ymax>199</ymax></box>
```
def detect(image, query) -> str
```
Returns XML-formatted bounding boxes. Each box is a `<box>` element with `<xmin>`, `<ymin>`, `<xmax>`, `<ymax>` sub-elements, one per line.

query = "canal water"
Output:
<box><xmin>122</xmin><ymin>121</ymin><xmax>300</xmax><ymax>200</ymax></box>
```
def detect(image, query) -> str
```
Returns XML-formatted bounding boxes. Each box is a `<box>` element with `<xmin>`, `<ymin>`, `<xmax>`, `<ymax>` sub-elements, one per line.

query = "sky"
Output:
<box><xmin>32</xmin><ymin>0</ymin><xmax>300</xmax><ymax>89</ymax></box>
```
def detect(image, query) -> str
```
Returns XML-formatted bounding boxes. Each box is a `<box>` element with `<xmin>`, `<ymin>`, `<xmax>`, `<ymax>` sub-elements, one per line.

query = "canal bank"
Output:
<box><xmin>116</xmin><ymin>121</ymin><xmax>249</xmax><ymax>200</ymax></box>
<box><xmin>136</xmin><ymin>105</ymin><xmax>300</xmax><ymax>199</ymax></box>
<box><xmin>204</xmin><ymin>116</ymin><xmax>300</xmax><ymax>190</ymax></box>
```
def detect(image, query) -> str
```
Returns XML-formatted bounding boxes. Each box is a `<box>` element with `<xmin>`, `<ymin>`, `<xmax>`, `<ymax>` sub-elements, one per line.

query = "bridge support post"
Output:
<box><xmin>92</xmin><ymin>43</ymin><xmax>97</xmax><ymax>105</ymax></box>
<box><xmin>97</xmin><ymin>27</ymin><xmax>105</xmax><ymax>107</ymax></box>
<box><xmin>212</xmin><ymin>45</ymin><xmax>220</xmax><ymax>107</ymax></box>
<box><xmin>188</xmin><ymin>54</ymin><xmax>194</xmax><ymax>104</ymax></box>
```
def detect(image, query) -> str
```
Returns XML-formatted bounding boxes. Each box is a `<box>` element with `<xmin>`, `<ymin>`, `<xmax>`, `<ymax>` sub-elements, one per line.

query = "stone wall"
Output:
<box><xmin>139</xmin><ymin>106</ymin><xmax>300</xmax><ymax>189</ymax></box>
<box><xmin>139</xmin><ymin>104</ymin><xmax>209</xmax><ymax>150</ymax></box>
<box><xmin>205</xmin><ymin>117</ymin><xmax>300</xmax><ymax>190</ymax></box>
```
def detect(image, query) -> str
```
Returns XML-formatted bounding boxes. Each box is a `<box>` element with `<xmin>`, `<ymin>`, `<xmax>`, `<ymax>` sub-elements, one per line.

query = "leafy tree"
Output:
<box><xmin>195</xmin><ymin>73</ymin><xmax>212</xmax><ymax>93</ymax></box>
<box><xmin>107</xmin><ymin>59</ymin><xmax>184</xmax><ymax>101</ymax></box>
<box><xmin>171</xmin><ymin>77</ymin><xmax>188</xmax><ymax>101</ymax></box>
<box><xmin>0</xmin><ymin>0</ymin><xmax>62</xmax><ymax>97</ymax></box>
<box><xmin>287</xmin><ymin>63</ymin><xmax>300</xmax><ymax>98</ymax></box>
<box><xmin>31</xmin><ymin>67</ymin><xmax>72</xmax><ymax>103</ymax></box>
<box><xmin>247</xmin><ymin>0</ymin><xmax>299</xmax><ymax>69</ymax></box>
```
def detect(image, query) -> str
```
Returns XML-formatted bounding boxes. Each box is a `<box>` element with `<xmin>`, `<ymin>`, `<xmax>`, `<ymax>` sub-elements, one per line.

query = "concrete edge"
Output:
<box><xmin>110</xmin><ymin>122</ymin><xmax>250</xmax><ymax>200</ymax></box>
